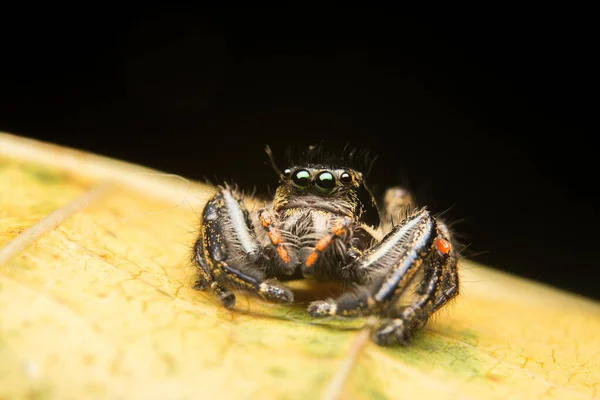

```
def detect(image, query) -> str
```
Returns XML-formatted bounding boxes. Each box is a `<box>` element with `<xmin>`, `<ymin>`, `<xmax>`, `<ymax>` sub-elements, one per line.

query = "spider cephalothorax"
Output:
<box><xmin>192</xmin><ymin>145</ymin><xmax>459</xmax><ymax>346</ymax></box>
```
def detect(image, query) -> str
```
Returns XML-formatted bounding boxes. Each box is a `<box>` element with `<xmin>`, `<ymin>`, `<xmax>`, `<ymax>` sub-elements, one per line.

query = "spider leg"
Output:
<box><xmin>308</xmin><ymin>209</ymin><xmax>455</xmax><ymax>325</ymax></box>
<box><xmin>431</xmin><ymin>222</ymin><xmax>460</xmax><ymax>313</ymax></box>
<box><xmin>380</xmin><ymin>185</ymin><xmax>459</xmax><ymax>305</ymax></box>
<box><xmin>380</xmin><ymin>186</ymin><xmax>459</xmax><ymax>311</ymax></box>
<box><xmin>258</xmin><ymin>208</ymin><xmax>296</xmax><ymax>275</ymax></box>
<box><xmin>193</xmin><ymin>238</ymin><xmax>237</xmax><ymax>307</ymax></box>
<box><xmin>372</xmin><ymin>227</ymin><xmax>458</xmax><ymax>345</ymax></box>
<box><xmin>432</xmin><ymin>264</ymin><xmax>459</xmax><ymax>313</ymax></box>
<box><xmin>302</xmin><ymin>217</ymin><xmax>353</xmax><ymax>278</ymax></box>
<box><xmin>193</xmin><ymin>187</ymin><xmax>293</xmax><ymax>308</ymax></box>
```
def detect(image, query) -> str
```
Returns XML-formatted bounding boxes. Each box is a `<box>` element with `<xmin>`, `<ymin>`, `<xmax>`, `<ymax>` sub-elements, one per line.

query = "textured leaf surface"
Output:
<box><xmin>1</xmin><ymin>132</ymin><xmax>599</xmax><ymax>400</ymax></box>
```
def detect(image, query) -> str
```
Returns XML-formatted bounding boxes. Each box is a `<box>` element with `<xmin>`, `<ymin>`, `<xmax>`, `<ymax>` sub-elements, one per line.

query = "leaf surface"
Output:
<box><xmin>1</xmin><ymin>132</ymin><xmax>599</xmax><ymax>400</ymax></box>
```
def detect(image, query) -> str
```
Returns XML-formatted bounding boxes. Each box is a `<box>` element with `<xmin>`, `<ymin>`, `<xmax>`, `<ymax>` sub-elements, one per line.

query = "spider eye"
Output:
<box><xmin>315</xmin><ymin>171</ymin><xmax>336</xmax><ymax>190</ymax></box>
<box><xmin>283</xmin><ymin>168</ymin><xmax>292</xmax><ymax>178</ymax></box>
<box><xmin>340</xmin><ymin>171</ymin><xmax>352</xmax><ymax>184</ymax></box>
<box><xmin>292</xmin><ymin>170</ymin><xmax>310</xmax><ymax>187</ymax></box>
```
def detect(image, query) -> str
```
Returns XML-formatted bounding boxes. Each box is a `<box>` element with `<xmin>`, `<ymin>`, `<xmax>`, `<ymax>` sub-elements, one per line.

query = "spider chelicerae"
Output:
<box><xmin>192</xmin><ymin>145</ymin><xmax>459</xmax><ymax>346</ymax></box>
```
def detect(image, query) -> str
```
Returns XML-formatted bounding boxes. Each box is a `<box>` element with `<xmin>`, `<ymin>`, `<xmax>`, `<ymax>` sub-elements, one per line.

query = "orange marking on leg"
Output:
<box><xmin>435</xmin><ymin>238</ymin><xmax>451</xmax><ymax>254</ymax></box>
<box><xmin>266</xmin><ymin>231</ymin><xmax>283</xmax><ymax>245</ymax></box>
<box><xmin>259</xmin><ymin>211</ymin><xmax>273</xmax><ymax>227</ymax></box>
<box><xmin>276</xmin><ymin>246</ymin><xmax>291</xmax><ymax>263</ymax></box>
<box><xmin>260</xmin><ymin>210</ymin><xmax>291</xmax><ymax>263</ymax></box>
<box><xmin>306</xmin><ymin>252</ymin><xmax>319</xmax><ymax>267</ymax></box>
<box><xmin>305</xmin><ymin>219</ymin><xmax>351</xmax><ymax>267</ymax></box>
<box><xmin>332</xmin><ymin>225</ymin><xmax>346</xmax><ymax>236</ymax></box>
<box><xmin>314</xmin><ymin>234</ymin><xmax>334</xmax><ymax>251</ymax></box>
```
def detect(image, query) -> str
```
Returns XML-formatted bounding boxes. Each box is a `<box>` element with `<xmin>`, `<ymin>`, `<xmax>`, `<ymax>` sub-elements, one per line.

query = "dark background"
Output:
<box><xmin>1</xmin><ymin>6</ymin><xmax>597</xmax><ymax>300</ymax></box>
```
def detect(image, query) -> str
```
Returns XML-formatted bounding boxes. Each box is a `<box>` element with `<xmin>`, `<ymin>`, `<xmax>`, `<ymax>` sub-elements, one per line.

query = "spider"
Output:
<box><xmin>192</xmin><ymin>145</ymin><xmax>459</xmax><ymax>346</ymax></box>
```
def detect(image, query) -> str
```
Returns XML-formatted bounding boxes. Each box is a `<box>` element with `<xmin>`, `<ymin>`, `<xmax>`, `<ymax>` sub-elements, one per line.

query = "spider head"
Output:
<box><xmin>273</xmin><ymin>164</ymin><xmax>381</xmax><ymax>227</ymax></box>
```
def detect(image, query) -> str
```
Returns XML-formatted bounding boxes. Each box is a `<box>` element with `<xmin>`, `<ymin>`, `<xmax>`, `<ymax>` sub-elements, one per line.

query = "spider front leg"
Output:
<box><xmin>302</xmin><ymin>216</ymin><xmax>353</xmax><ymax>279</ymax></box>
<box><xmin>308</xmin><ymin>208</ymin><xmax>459</xmax><ymax>346</ymax></box>
<box><xmin>257</xmin><ymin>208</ymin><xmax>297</xmax><ymax>277</ymax></box>
<box><xmin>193</xmin><ymin>187</ymin><xmax>293</xmax><ymax>308</ymax></box>
<box><xmin>373</xmin><ymin>223</ymin><xmax>459</xmax><ymax>345</ymax></box>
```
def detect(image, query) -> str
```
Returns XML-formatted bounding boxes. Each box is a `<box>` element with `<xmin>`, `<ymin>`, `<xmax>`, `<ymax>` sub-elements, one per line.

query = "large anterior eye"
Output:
<box><xmin>315</xmin><ymin>171</ymin><xmax>336</xmax><ymax>190</ymax></box>
<box><xmin>292</xmin><ymin>170</ymin><xmax>311</xmax><ymax>187</ymax></box>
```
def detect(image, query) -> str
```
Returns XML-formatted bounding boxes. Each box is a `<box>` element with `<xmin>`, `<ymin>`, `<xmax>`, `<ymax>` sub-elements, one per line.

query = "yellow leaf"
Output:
<box><xmin>1</xmin><ymin>131</ymin><xmax>599</xmax><ymax>400</ymax></box>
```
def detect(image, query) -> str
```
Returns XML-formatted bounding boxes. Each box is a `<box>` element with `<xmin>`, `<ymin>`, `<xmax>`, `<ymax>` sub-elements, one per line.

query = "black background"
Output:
<box><xmin>1</xmin><ymin>6</ymin><xmax>597</xmax><ymax>300</ymax></box>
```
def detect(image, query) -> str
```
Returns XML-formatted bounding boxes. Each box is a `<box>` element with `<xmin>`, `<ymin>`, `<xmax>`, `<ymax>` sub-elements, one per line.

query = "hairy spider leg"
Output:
<box><xmin>258</xmin><ymin>209</ymin><xmax>295</xmax><ymax>273</ymax></box>
<box><xmin>307</xmin><ymin>209</ymin><xmax>438</xmax><ymax>318</ymax></box>
<box><xmin>303</xmin><ymin>217</ymin><xmax>353</xmax><ymax>277</ymax></box>
<box><xmin>431</xmin><ymin>222</ymin><xmax>460</xmax><ymax>313</ymax></box>
<box><xmin>369</xmin><ymin>187</ymin><xmax>460</xmax><ymax>343</ymax></box>
<box><xmin>432</xmin><ymin>265</ymin><xmax>459</xmax><ymax>313</ymax></box>
<box><xmin>193</xmin><ymin>188</ymin><xmax>293</xmax><ymax>308</ymax></box>
<box><xmin>372</xmin><ymin>226</ymin><xmax>458</xmax><ymax>345</ymax></box>
<box><xmin>193</xmin><ymin>238</ymin><xmax>236</xmax><ymax>308</ymax></box>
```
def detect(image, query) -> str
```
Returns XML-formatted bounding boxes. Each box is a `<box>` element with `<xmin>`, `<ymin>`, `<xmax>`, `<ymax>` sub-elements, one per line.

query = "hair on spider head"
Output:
<box><xmin>265</xmin><ymin>142</ymin><xmax>378</xmax><ymax>178</ymax></box>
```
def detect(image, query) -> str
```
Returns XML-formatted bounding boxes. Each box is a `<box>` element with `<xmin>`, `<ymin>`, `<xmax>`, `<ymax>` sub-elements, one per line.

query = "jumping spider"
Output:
<box><xmin>193</xmin><ymin>146</ymin><xmax>459</xmax><ymax>346</ymax></box>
